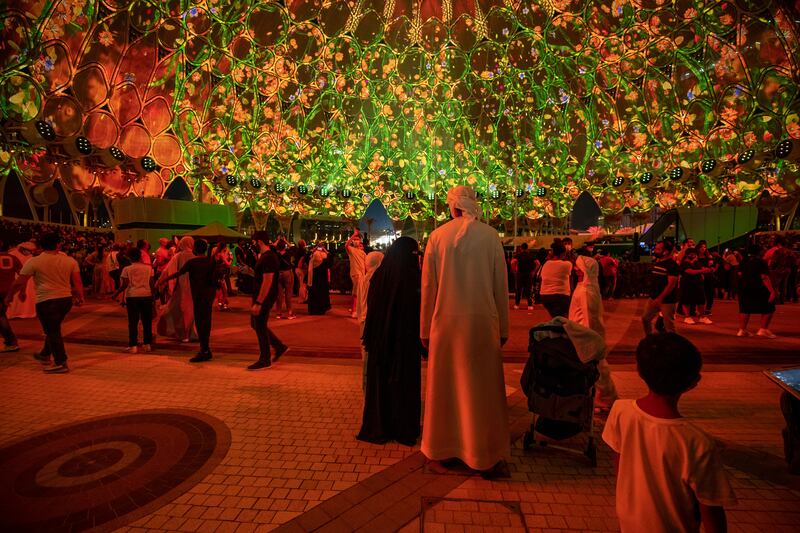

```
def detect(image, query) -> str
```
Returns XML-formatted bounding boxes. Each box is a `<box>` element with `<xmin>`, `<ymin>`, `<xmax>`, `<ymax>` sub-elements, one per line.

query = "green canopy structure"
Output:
<box><xmin>185</xmin><ymin>221</ymin><xmax>245</xmax><ymax>241</ymax></box>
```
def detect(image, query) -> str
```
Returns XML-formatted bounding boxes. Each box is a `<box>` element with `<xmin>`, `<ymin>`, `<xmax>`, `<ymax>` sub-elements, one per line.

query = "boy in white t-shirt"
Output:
<box><xmin>602</xmin><ymin>333</ymin><xmax>736</xmax><ymax>533</ymax></box>
<box><xmin>112</xmin><ymin>248</ymin><xmax>154</xmax><ymax>354</ymax></box>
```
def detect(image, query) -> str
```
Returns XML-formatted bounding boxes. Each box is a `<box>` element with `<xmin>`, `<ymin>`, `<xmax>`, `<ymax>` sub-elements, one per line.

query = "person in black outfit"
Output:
<box><xmin>307</xmin><ymin>243</ymin><xmax>332</xmax><ymax>315</ymax></box>
<box><xmin>248</xmin><ymin>231</ymin><xmax>288</xmax><ymax>370</ymax></box>
<box><xmin>513</xmin><ymin>243</ymin><xmax>535</xmax><ymax>309</ymax></box>
<box><xmin>737</xmin><ymin>244</ymin><xmax>778</xmax><ymax>338</ymax></box>
<box><xmin>158</xmin><ymin>239</ymin><xmax>216</xmax><ymax>362</ymax></box>
<box><xmin>357</xmin><ymin>236</ymin><xmax>422</xmax><ymax>447</ymax></box>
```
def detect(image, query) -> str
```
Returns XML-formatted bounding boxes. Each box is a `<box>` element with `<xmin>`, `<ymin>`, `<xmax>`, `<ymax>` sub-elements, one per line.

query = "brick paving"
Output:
<box><xmin>0</xmin><ymin>296</ymin><xmax>799</xmax><ymax>531</ymax></box>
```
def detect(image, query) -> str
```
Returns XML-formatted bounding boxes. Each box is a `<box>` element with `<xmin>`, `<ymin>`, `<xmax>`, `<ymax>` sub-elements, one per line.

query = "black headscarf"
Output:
<box><xmin>362</xmin><ymin>236</ymin><xmax>422</xmax><ymax>361</ymax></box>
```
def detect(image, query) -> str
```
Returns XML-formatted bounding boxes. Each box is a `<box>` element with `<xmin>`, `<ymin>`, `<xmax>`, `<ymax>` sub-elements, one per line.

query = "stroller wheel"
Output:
<box><xmin>522</xmin><ymin>430</ymin><xmax>534</xmax><ymax>450</ymax></box>
<box><xmin>585</xmin><ymin>437</ymin><xmax>597</xmax><ymax>467</ymax></box>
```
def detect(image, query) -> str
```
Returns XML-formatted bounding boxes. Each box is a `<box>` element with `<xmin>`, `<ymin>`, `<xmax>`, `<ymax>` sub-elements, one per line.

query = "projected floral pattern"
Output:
<box><xmin>1</xmin><ymin>0</ymin><xmax>799</xmax><ymax>220</ymax></box>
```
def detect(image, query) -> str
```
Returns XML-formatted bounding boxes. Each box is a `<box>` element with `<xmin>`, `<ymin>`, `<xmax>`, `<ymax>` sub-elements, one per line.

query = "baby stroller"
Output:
<box><xmin>520</xmin><ymin>320</ymin><xmax>603</xmax><ymax>466</ymax></box>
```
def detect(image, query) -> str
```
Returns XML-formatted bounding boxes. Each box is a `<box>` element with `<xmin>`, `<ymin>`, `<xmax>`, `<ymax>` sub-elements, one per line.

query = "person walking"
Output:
<box><xmin>0</xmin><ymin>240</ymin><xmax>23</xmax><ymax>352</ymax></box>
<box><xmin>421</xmin><ymin>185</ymin><xmax>510</xmax><ymax>478</ymax></box>
<box><xmin>642</xmin><ymin>240</ymin><xmax>680</xmax><ymax>335</ymax></box>
<box><xmin>513</xmin><ymin>242</ymin><xmax>536</xmax><ymax>310</ymax></box>
<box><xmin>539</xmin><ymin>241</ymin><xmax>573</xmax><ymax>318</ymax></box>
<box><xmin>679</xmin><ymin>248</ymin><xmax>713</xmax><ymax>325</ymax></box>
<box><xmin>598</xmin><ymin>249</ymin><xmax>619</xmax><ymax>300</ymax></box>
<box><xmin>112</xmin><ymin>248</ymin><xmax>155</xmax><ymax>353</ymax></box>
<box><xmin>5</xmin><ymin>233</ymin><xmax>84</xmax><ymax>374</ymax></box>
<box><xmin>157</xmin><ymin>239</ymin><xmax>216</xmax><ymax>362</ymax></box>
<box><xmin>247</xmin><ymin>231</ymin><xmax>288</xmax><ymax>370</ymax></box>
<box><xmin>212</xmin><ymin>241</ymin><xmax>231</xmax><ymax>311</ymax></box>
<box><xmin>737</xmin><ymin>244</ymin><xmax>778</xmax><ymax>338</ymax></box>
<box><xmin>358</xmin><ymin>237</ymin><xmax>422</xmax><ymax>446</ymax></box>
<box><xmin>274</xmin><ymin>238</ymin><xmax>296</xmax><ymax>319</ymax></box>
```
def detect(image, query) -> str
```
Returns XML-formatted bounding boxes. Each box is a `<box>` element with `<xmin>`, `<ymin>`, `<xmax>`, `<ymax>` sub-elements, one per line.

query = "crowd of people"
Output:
<box><xmin>3</xmin><ymin>190</ymin><xmax>798</xmax><ymax>532</ymax></box>
<box><xmin>509</xmin><ymin>233</ymin><xmax>797</xmax><ymax>338</ymax></box>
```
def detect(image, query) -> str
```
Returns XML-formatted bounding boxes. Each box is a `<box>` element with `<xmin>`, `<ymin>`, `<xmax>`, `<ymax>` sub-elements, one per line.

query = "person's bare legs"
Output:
<box><xmin>738</xmin><ymin>313</ymin><xmax>750</xmax><ymax>331</ymax></box>
<box><xmin>761</xmin><ymin>313</ymin><xmax>774</xmax><ymax>329</ymax></box>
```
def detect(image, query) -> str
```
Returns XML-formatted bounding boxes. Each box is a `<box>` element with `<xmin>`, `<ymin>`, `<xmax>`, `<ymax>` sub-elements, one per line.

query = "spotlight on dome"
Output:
<box><xmin>611</xmin><ymin>176</ymin><xmax>625</xmax><ymax>188</ymax></box>
<box><xmin>132</xmin><ymin>155</ymin><xmax>157</xmax><ymax>175</ymax></box>
<box><xmin>17</xmin><ymin>120</ymin><xmax>57</xmax><ymax>146</ymax></box>
<box><xmin>638</xmin><ymin>172</ymin><xmax>654</xmax><ymax>185</ymax></box>
<box><xmin>274</xmin><ymin>183</ymin><xmax>285</xmax><ymax>193</ymax></box>
<box><xmin>535</xmin><ymin>186</ymin><xmax>547</xmax><ymax>197</ymax></box>
<box><xmin>737</xmin><ymin>148</ymin><xmax>763</xmax><ymax>170</ymax></box>
<box><xmin>405</xmin><ymin>191</ymin><xmax>415</xmax><ymax>200</ymax></box>
<box><xmin>297</xmin><ymin>184</ymin><xmax>308</xmax><ymax>195</ymax></box>
<box><xmin>699</xmin><ymin>159</ymin><xmax>724</xmax><ymax>178</ymax></box>
<box><xmin>319</xmin><ymin>186</ymin><xmax>330</xmax><ymax>197</ymax></box>
<box><xmin>219</xmin><ymin>174</ymin><xmax>238</xmax><ymax>189</ymax></box>
<box><xmin>249</xmin><ymin>177</ymin><xmax>261</xmax><ymax>190</ymax></box>
<box><xmin>341</xmin><ymin>189</ymin><xmax>352</xmax><ymax>198</ymax></box>
<box><xmin>514</xmin><ymin>188</ymin><xmax>525</xmax><ymax>198</ymax></box>
<box><xmin>426</xmin><ymin>191</ymin><xmax>436</xmax><ymax>201</ymax></box>
<box><xmin>96</xmin><ymin>146</ymin><xmax>126</xmax><ymax>168</ymax></box>
<box><xmin>775</xmin><ymin>139</ymin><xmax>800</xmax><ymax>160</ymax></box>
<box><xmin>63</xmin><ymin>135</ymin><xmax>92</xmax><ymax>159</ymax></box>
<box><xmin>489</xmin><ymin>187</ymin><xmax>500</xmax><ymax>199</ymax></box>
<box><xmin>668</xmin><ymin>167</ymin><xmax>684</xmax><ymax>181</ymax></box>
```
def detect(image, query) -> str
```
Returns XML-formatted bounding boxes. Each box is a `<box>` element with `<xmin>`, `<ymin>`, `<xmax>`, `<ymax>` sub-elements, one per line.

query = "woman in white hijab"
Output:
<box><xmin>569</xmin><ymin>253</ymin><xmax>618</xmax><ymax>410</ymax></box>
<box><xmin>356</xmin><ymin>251</ymin><xmax>384</xmax><ymax>391</ymax></box>
<box><xmin>156</xmin><ymin>236</ymin><xmax>196</xmax><ymax>341</ymax></box>
<box><xmin>7</xmin><ymin>242</ymin><xmax>37</xmax><ymax>319</ymax></box>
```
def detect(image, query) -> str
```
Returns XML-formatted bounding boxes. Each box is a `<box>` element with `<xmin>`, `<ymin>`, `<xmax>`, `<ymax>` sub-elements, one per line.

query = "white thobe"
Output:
<box><xmin>420</xmin><ymin>217</ymin><xmax>510</xmax><ymax>470</ymax></box>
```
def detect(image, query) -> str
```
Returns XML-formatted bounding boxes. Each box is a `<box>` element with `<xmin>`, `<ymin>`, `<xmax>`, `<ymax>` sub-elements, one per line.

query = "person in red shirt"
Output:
<box><xmin>0</xmin><ymin>240</ymin><xmax>23</xmax><ymax>352</ymax></box>
<box><xmin>598</xmin><ymin>249</ymin><xmax>619</xmax><ymax>300</ymax></box>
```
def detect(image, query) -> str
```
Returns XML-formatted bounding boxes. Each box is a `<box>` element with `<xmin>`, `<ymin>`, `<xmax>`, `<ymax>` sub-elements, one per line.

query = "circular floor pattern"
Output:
<box><xmin>0</xmin><ymin>409</ymin><xmax>231</xmax><ymax>532</ymax></box>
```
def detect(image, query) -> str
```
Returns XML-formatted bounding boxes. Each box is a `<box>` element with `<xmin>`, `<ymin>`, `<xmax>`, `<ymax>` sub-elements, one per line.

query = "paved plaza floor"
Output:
<box><xmin>1</xmin><ymin>295</ymin><xmax>799</xmax><ymax>532</ymax></box>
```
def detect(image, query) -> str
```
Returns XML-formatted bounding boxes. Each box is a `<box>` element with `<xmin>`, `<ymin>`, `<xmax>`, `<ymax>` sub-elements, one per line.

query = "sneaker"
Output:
<box><xmin>684</xmin><ymin>317</ymin><xmax>696</xmax><ymax>325</ymax></box>
<box><xmin>189</xmin><ymin>352</ymin><xmax>212</xmax><ymax>363</ymax></box>
<box><xmin>247</xmin><ymin>360</ymin><xmax>271</xmax><ymax>370</ymax></box>
<box><xmin>125</xmin><ymin>346</ymin><xmax>138</xmax><ymax>354</ymax></box>
<box><xmin>736</xmin><ymin>329</ymin><xmax>751</xmax><ymax>337</ymax></box>
<box><xmin>756</xmin><ymin>329</ymin><xmax>777</xmax><ymax>339</ymax></box>
<box><xmin>142</xmin><ymin>344</ymin><xmax>152</xmax><ymax>353</ymax></box>
<box><xmin>33</xmin><ymin>352</ymin><xmax>51</xmax><ymax>364</ymax></box>
<box><xmin>513</xmin><ymin>305</ymin><xmax>519</xmax><ymax>310</ymax></box>
<box><xmin>698</xmin><ymin>317</ymin><xmax>713</xmax><ymax>325</ymax></box>
<box><xmin>1</xmin><ymin>345</ymin><xmax>20</xmax><ymax>353</ymax></box>
<box><xmin>273</xmin><ymin>344</ymin><xmax>288</xmax><ymax>362</ymax></box>
<box><xmin>44</xmin><ymin>363</ymin><xmax>69</xmax><ymax>374</ymax></box>
<box><xmin>527</xmin><ymin>306</ymin><xmax>534</xmax><ymax>311</ymax></box>
<box><xmin>287</xmin><ymin>314</ymin><xmax>297</xmax><ymax>320</ymax></box>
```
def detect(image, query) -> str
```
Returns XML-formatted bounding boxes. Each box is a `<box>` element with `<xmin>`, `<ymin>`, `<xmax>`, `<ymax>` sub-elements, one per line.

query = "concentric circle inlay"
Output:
<box><xmin>0</xmin><ymin>410</ymin><xmax>231</xmax><ymax>532</ymax></box>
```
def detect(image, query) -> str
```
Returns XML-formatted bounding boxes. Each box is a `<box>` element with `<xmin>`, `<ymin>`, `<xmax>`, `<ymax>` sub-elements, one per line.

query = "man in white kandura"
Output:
<box><xmin>420</xmin><ymin>185</ymin><xmax>511</xmax><ymax>478</ymax></box>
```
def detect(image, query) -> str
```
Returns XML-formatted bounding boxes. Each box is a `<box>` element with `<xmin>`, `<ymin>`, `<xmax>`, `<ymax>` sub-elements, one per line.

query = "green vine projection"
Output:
<box><xmin>1</xmin><ymin>0</ymin><xmax>799</xmax><ymax>221</ymax></box>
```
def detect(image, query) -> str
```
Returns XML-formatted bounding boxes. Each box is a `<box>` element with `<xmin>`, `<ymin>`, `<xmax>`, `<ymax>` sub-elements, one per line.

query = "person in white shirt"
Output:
<box><xmin>113</xmin><ymin>248</ymin><xmax>155</xmax><ymax>354</ymax></box>
<box><xmin>5</xmin><ymin>233</ymin><xmax>84</xmax><ymax>374</ymax></box>
<box><xmin>602</xmin><ymin>333</ymin><xmax>736</xmax><ymax>533</ymax></box>
<box><xmin>539</xmin><ymin>241</ymin><xmax>573</xmax><ymax>318</ymax></box>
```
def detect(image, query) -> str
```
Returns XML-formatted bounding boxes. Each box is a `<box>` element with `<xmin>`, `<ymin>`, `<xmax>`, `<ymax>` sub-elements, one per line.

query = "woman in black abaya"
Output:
<box><xmin>307</xmin><ymin>244</ymin><xmax>331</xmax><ymax>315</ymax></box>
<box><xmin>357</xmin><ymin>236</ymin><xmax>422</xmax><ymax>446</ymax></box>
